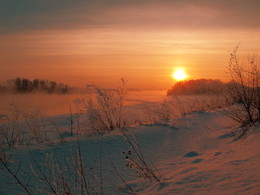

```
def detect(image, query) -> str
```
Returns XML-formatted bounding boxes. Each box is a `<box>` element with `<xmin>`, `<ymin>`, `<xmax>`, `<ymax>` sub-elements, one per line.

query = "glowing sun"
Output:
<box><xmin>172</xmin><ymin>69</ymin><xmax>187</xmax><ymax>81</ymax></box>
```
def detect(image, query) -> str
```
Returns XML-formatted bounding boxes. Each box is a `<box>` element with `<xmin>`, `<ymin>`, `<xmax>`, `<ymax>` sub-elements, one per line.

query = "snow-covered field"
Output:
<box><xmin>0</xmin><ymin>92</ymin><xmax>259</xmax><ymax>194</ymax></box>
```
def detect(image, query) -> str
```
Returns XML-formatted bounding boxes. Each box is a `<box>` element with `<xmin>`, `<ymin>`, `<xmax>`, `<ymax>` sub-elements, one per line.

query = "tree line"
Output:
<box><xmin>0</xmin><ymin>77</ymin><xmax>71</xmax><ymax>94</ymax></box>
<box><xmin>167</xmin><ymin>79</ymin><xmax>227</xmax><ymax>95</ymax></box>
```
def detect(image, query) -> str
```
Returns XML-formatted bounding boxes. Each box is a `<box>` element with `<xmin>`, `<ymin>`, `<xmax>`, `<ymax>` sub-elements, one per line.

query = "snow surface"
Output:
<box><xmin>0</xmin><ymin>104</ymin><xmax>260</xmax><ymax>194</ymax></box>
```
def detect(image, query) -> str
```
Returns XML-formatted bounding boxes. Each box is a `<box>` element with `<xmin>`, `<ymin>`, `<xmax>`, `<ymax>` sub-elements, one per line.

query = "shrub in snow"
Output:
<box><xmin>121</xmin><ymin>129</ymin><xmax>161</xmax><ymax>183</ymax></box>
<box><xmin>227</xmin><ymin>46</ymin><xmax>260</xmax><ymax>137</ymax></box>
<box><xmin>77</xmin><ymin>79</ymin><xmax>127</xmax><ymax>133</ymax></box>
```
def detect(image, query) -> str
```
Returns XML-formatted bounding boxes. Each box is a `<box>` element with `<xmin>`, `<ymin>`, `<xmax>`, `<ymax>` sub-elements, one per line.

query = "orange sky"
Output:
<box><xmin>0</xmin><ymin>0</ymin><xmax>260</xmax><ymax>89</ymax></box>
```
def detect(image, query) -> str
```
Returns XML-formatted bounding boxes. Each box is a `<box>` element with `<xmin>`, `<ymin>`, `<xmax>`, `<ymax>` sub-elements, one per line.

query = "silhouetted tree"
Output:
<box><xmin>33</xmin><ymin>79</ymin><xmax>39</xmax><ymax>89</ymax></box>
<box><xmin>39</xmin><ymin>80</ymin><xmax>47</xmax><ymax>91</ymax></box>
<box><xmin>48</xmin><ymin>81</ymin><xmax>57</xmax><ymax>93</ymax></box>
<box><xmin>21</xmin><ymin>78</ymin><xmax>33</xmax><ymax>92</ymax></box>
<box><xmin>15</xmin><ymin>77</ymin><xmax>22</xmax><ymax>92</ymax></box>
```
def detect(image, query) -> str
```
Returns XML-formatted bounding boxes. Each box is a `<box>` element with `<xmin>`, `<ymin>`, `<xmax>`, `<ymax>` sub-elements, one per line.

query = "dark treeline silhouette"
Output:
<box><xmin>167</xmin><ymin>79</ymin><xmax>226</xmax><ymax>95</ymax></box>
<box><xmin>0</xmin><ymin>77</ymin><xmax>71</xmax><ymax>94</ymax></box>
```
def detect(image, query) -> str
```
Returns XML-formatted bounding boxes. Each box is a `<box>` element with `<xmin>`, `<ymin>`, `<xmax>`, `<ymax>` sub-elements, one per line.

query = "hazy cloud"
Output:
<box><xmin>1</xmin><ymin>0</ymin><xmax>260</xmax><ymax>34</ymax></box>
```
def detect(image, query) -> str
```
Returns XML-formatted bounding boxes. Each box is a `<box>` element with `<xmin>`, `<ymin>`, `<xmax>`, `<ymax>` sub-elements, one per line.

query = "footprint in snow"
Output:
<box><xmin>184</xmin><ymin>151</ymin><xmax>200</xmax><ymax>157</ymax></box>
<box><xmin>218</xmin><ymin>133</ymin><xmax>233</xmax><ymax>139</ymax></box>
<box><xmin>214</xmin><ymin>152</ymin><xmax>222</xmax><ymax>156</ymax></box>
<box><xmin>192</xmin><ymin>159</ymin><xmax>204</xmax><ymax>164</ymax></box>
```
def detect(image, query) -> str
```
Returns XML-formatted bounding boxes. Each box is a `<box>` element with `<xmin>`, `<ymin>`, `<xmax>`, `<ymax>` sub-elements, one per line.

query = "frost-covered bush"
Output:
<box><xmin>227</xmin><ymin>47</ymin><xmax>260</xmax><ymax>130</ymax></box>
<box><xmin>76</xmin><ymin>79</ymin><xmax>127</xmax><ymax>133</ymax></box>
<box><xmin>0</xmin><ymin>105</ymin><xmax>65</xmax><ymax>148</ymax></box>
<box><xmin>122</xmin><ymin>129</ymin><xmax>160</xmax><ymax>183</ymax></box>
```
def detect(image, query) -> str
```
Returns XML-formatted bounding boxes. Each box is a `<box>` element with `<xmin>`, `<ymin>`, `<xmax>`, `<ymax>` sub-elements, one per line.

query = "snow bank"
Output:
<box><xmin>0</xmin><ymin>109</ymin><xmax>259</xmax><ymax>194</ymax></box>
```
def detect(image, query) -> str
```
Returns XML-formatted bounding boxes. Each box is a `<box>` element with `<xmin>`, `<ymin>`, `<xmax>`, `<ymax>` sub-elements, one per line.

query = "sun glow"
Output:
<box><xmin>172</xmin><ymin>69</ymin><xmax>187</xmax><ymax>81</ymax></box>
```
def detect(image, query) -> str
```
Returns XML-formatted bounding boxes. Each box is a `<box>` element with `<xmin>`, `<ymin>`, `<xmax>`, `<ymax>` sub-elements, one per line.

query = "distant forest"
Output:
<box><xmin>0</xmin><ymin>77</ymin><xmax>71</xmax><ymax>94</ymax></box>
<box><xmin>167</xmin><ymin>79</ymin><xmax>227</xmax><ymax>95</ymax></box>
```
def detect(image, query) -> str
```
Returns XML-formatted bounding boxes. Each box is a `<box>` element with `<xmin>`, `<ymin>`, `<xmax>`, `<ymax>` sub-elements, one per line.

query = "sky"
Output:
<box><xmin>0</xmin><ymin>0</ymin><xmax>260</xmax><ymax>89</ymax></box>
